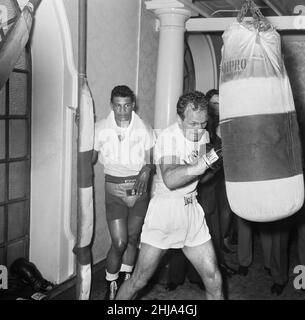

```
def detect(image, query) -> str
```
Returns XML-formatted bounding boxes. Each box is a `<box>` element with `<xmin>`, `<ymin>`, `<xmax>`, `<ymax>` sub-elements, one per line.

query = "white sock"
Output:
<box><xmin>120</xmin><ymin>264</ymin><xmax>134</xmax><ymax>273</ymax></box>
<box><xmin>105</xmin><ymin>270</ymin><xmax>119</xmax><ymax>282</ymax></box>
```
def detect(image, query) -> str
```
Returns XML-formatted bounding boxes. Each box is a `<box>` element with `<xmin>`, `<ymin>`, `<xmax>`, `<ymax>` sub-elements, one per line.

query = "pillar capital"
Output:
<box><xmin>145</xmin><ymin>1</ymin><xmax>191</xmax><ymax>28</ymax></box>
<box><xmin>145</xmin><ymin>0</ymin><xmax>184</xmax><ymax>10</ymax></box>
<box><xmin>154</xmin><ymin>8</ymin><xmax>191</xmax><ymax>28</ymax></box>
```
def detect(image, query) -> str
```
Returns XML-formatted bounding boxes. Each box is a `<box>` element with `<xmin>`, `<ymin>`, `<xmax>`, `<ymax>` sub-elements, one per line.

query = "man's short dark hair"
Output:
<box><xmin>111</xmin><ymin>85</ymin><xmax>135</xmax><ymax>103</ymax></box>
<box><xmin>177</xmin><ymin>91</ymin><xmax>208</xmax><ymax>120</ymax></box>
<box><xmin>205</xmin><ymin>89</ymin><xmax>219</xmax><ymax>102</ymax></box>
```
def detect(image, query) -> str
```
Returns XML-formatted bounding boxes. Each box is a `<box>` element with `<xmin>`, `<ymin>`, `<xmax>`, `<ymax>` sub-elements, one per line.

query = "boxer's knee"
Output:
<box><xmin>128</xmin><ymin>233</ymin><xmax>140</xmax><ymax>248</ymax></box>
<box><xmin>111</xmin><ymin>238</ymin><xmax>128</xmax><ymax>255</ymax></box>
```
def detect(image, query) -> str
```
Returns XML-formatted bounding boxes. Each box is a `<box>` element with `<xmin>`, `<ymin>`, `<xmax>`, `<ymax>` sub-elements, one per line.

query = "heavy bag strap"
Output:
<box><xmin>237</xmin><ymin>0</ymin><xmax>273</xmax><ymax>31</ymax></box>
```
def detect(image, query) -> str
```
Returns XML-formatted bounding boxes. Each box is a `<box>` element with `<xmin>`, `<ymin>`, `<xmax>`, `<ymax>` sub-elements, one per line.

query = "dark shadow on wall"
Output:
<box><xmin>281</xmin><ymin>33</ymin><xmax>305</xmax><ymax>157</ymax></box>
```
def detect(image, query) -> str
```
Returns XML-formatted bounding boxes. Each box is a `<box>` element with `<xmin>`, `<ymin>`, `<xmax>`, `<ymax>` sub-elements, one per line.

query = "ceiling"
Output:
<box><xmin>191</xmin><ymin>0</ymin><xmax>305</xmax><ymax>17</ymax></box>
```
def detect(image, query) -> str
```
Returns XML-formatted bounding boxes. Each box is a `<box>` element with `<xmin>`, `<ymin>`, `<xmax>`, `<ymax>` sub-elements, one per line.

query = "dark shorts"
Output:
<box><xmin>105</xmin><ymin>189</ymin><xmax>149</xmax><ymax>221</ymax></box>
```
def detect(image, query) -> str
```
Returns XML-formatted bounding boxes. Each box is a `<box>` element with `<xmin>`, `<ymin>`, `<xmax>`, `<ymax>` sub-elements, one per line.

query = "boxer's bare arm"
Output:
<box><xmin>160</xmin><ymin>155</ymin><xmax>208</xmax><ymax>190</ymax></box>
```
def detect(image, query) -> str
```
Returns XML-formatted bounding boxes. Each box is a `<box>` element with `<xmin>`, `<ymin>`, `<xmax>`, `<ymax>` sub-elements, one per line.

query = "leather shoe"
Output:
<box><xmin>104</xmin><ymin>280</ymin><xmax>118</xmax><ymax>300</ymax></box>
<box><xmin>270</xmin><ymin>283</ymin><xmax>285</xmax><ymax>296</ymax></box>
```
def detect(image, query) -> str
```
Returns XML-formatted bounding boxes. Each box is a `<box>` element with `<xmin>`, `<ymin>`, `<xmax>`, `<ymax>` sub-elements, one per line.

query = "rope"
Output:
<box><xmin>237</xmin><ymin>0</ymin><xmax>273</xmax><ymax>31</ymax></box>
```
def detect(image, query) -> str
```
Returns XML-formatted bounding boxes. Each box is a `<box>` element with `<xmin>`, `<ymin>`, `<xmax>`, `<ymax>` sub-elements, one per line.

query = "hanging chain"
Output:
<box><xmin>237</xmin><ymin>0</ymin><xmax>251</xmax><ymax>22</ymax></box>
<box><xmin>237</xmin><ymin>0</ymin><xmax>273</xmax><ymax>31</ymax></box>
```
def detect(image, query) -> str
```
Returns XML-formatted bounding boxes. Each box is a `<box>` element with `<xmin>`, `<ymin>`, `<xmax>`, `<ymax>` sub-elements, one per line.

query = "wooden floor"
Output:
<box><xmin>53</xmin><ymin>234</ymin><xmax>305</xmax><ymax>300</ymax></box>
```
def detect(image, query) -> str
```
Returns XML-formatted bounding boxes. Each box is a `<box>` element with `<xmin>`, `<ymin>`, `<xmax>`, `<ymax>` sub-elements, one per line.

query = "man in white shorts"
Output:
<box><xmin>116</xmin><ymin>91</ymin><xmax>223</xmax><ymax>300</ymax></box>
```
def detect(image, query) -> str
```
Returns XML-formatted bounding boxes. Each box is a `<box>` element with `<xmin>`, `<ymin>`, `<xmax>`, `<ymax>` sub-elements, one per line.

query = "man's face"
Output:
<box><xmin>209</xmin><ymin>94</ymin><xmax>219</xmax><ymax>117</ymax></box>
<box><xmin>178</xmin><ymin>104</ymin><xmax>208</xmax><ymax>142</ymax></box>
<box><xmin>111</xmin><ymin>96</ymin><xmax>134</xmax><ymax>124</ymax></box>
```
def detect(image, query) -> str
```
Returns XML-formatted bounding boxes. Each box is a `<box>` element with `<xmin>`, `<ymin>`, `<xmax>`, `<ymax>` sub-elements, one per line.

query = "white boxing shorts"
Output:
<box><xmin>140</xmin><ymin>191</ymin><xmax>211</xmax><ymax>249</ymax></box>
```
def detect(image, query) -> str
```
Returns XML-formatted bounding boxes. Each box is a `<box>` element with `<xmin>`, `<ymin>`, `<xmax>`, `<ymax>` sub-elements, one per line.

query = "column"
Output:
<box><xmin>147</xmin><ymin>4</ymin><xmax>191</xmax><ymax>129</ymax></box>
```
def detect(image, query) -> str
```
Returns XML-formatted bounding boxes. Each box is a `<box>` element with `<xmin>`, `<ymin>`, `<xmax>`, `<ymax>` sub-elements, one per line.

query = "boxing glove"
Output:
<box><xmin>10</xmin><ymin>258</ymin><xmax>53</xmax><ymax>292</ymax></box>
<box><xmin>203</xmin><ymin>138</ymin><xmax>223</xmax><ymax>170</ymax></box>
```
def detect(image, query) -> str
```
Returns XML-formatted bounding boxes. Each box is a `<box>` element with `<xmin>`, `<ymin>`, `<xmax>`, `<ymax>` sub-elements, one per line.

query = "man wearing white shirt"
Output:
<box><xmin>93</xmin><ymin>85</ymin><xmax>155</xmax><ymax>300</ymax></box>
<box><xmin>116</xmin><ymin>91</ymin><xmax>223</xmax><ymax>300</ymax></box>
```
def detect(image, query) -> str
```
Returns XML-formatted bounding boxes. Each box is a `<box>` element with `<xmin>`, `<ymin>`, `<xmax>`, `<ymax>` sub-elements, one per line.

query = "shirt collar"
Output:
<box><xmin>109</xmin><ymin>110</ymin><xmax>136</xmax><ymax>131</ymax></box>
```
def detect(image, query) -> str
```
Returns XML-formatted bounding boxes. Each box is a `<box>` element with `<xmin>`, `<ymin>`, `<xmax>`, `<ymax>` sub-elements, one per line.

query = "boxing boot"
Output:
<box><xmin>104</xmin><ymin>280</ymin><xmax>118</xmax><ymax>300</ymax></box>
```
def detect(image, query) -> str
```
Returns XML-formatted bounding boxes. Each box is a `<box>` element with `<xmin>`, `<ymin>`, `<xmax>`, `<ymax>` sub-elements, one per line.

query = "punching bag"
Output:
<box><xmin>0</xmin><ymin>0</ymin><xmax>41</xmax><ymax>90</ymax></box>
<box><xmin>219</xmin><ymin>0</ymin><xmax>304</xmax><ymax>222</ymax></box>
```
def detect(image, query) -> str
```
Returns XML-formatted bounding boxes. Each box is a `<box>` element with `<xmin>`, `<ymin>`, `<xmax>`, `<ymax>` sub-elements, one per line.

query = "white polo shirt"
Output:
<box><xmin>153</xmin><ymin>122</ymin><xmax>210</xmax><ymax>196</ymax></box>
<box><xmin>94</xmin><ymin>111</ymin><xmax>155</xmax><ymax>177</ymax></box>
